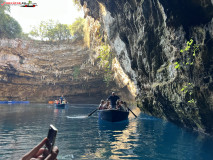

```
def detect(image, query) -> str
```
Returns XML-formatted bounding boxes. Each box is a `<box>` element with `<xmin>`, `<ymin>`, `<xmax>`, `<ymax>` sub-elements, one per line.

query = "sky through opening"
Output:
<box><xmin>6</xmin><ymin>0</ymin><xmax>84</xmax><ymax>33</ymax></box>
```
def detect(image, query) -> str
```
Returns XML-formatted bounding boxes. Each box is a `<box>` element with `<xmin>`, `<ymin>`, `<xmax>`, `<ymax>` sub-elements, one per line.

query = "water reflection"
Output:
<box><xmin>54</xmin><ymin>108</ymin><xmax>66</xmax><ymax>117</ymax></box>
<box><xmin>98</xmin><ymin>120</ymin><xmax>129</xmax><ymax>131</ymax></box>
<box><xmin>109</xmin><ymin>119</ymin><xmax>139</xmax><ymax>159</ymax></box>
<box><xmin>87</xmin><ymin>118</ymin><xmax>140</xmax><ymax>160</ymax></box>
<box><xmin>78</xmin><ymin>107</ymin><xmax>141</xmax><ymax>159</ymax></box>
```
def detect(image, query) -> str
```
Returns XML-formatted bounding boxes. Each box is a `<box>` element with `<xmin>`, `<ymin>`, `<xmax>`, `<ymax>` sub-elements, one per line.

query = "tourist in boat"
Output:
<box><xmin>120</xmin><ymin>100</ymin><xmax>128</xmax><ymax>111</ymax></box>
<box><xmin>123</xmin><ymin>101</ymin><xmax>129</xmax><ymax>111</ymax></box>
<box><xmin>62</xmin><ymin>99</ymin><xmax>67</xmax><ymax>104</ymax></box>
<box><xmin>116</xmin><ymin>100</ymin><xmax>121</xmax><ymax>110</ymax></box>
<box><xmin>54</xmin><ymin>100</ymin><xmax>59</xmax><ymax>104</ymax></box>
<box><xmin>98</xmin><ymin>100</ymin><xmax>105</xmax><ymax>110</ymax></box>
<box><xmin>107</xmin><ymin>92</ymin><xmax>120</xmax><ymax>108</ymax></box>
<box><xmin>103</xmin><ymin>100</ymin><xmax>112</xmax><ymax>109</ymax></box>
<box><xmin>21</xmin><ymin>137</ymin><xmax>59</xmax><ymax>160</ymax></box>
<box><xmin>59</xmin><ymin>95</ymin><xmax>66</xmax><ymax>104</ymax></box>
<box><xmin>116</xmin><ymin>100</ymin><xmax>125</xmax><ymax>111</ymax></box>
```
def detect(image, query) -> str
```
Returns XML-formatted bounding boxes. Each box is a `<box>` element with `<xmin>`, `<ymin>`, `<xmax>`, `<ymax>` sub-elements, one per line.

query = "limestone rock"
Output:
<box><xmin>81</xmin><ymin>0</ymin><xmax>213</xmax><ymax>135</ymax></box>
<box><xmin>0</xmin><ymin>39</ymin><xmax>124</xmax><ymax>103</ymax></box>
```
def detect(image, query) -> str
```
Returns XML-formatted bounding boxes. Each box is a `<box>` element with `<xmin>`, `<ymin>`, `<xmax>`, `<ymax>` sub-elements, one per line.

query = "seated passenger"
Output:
<box><xmin>116</xmin><ymin>100</ymin><xmax>125</xmax><ymax>111</ymax></box>
<box><xmin>123</xmin><ymin>101</ymin><xmax>129</xmax><ymax>111</ymax></box>
<box><xmin>54</xmin><ymin>100</ymin><xmax>59</xmax><ymax>104</ymax></box>
<box><xmin>120</xmin><ymin>101</ymin><xmax>128</xmax><ymax>111</ymax></box>
<box><xmin>99</xmin><ymin>100</ymin><xmax>105</xmax><ymax>110</ymax></box>
<box><xmin>103</xmin><ymin>101</ymin><xmax>111</xmax><ymax>109</ymax></box>
<box><xmin>116</xmin><ymin>100</ymin><xmax>122</xmax><ymax>110</ymax></box>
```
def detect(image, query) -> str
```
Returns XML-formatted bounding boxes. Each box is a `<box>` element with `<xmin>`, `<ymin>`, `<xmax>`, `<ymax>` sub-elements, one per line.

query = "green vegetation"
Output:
<box><xmin>72</xmin><ymin>0</ymin><xmax>82</xmax><ymax>11</ymax></box>
<box><xmin>29</xmin><ymin>18</ymin><xmax>85</xmax><ymax>41</ymax></box>
<box><xmin>98</xmin><ymin>44</ymin><xmax>112</xmax><ymax>69</ymax></box>
<box><xmin>29</xmin><ymin>20</ymin><xmax>70</xmax><ymax>41</ymax></box>
<box><xmin>98</xmin><ymin>44</ymin><xmax>114</xmax><ymax>86</ymax></box>
<box><xmin>175</xmin><ymin>39</ymin><xmax>199</xmax><ymax>69</ymax></box>
<box><xmin>82</xmin><ymin>17</ymin><xmax>115</xmax><ymax>86</ymax></box>
<box><xmin>73</xmin><ymin>66</ymin><xmax>80</xmax><ymax>80</ymax></box>
<box><xmin>174</xmin><ymin>39</ymin><xmax>200</xmax><ymax>104</ymax></box>
<box><xmin>69</xmin><ymin>18</ymin><xmax>85</xmax><ymax>39</ymax></box>
<box><xmin>0</xmin><ymin>0</ymin><xmax>22</xmax><ymax>38</ymax></box>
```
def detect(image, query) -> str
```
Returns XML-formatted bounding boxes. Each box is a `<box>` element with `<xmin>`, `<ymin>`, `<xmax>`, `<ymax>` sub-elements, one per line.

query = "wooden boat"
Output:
<box><xmin>48</xmin><ymin>101</ymin><xmax>54</xmax><ymax>104</ymax></box>
<box><xmin>54</xmin><ymin>103</ymin><xmax>66</xmax><ymax>108</ymax></box>
<box><xmin>97</xmin><ymin>109</ymin><xmax>129</xmax><ymax>122</ymax></box>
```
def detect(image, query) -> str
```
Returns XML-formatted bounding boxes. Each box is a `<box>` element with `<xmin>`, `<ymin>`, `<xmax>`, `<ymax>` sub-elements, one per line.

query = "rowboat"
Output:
<box><xmin>48</xmin><ymin>101</ymin><xmax>54</xmax><ymax>104</ymax></box>
<box><xmin>54</xmin><ymin>103</ymin><xmax>66</xmax><ymax>108</ymax></box>
<box><xmin>97</xmin><ymin>109</ymin><xmax>129</xmax><ymax>122</ymax></box>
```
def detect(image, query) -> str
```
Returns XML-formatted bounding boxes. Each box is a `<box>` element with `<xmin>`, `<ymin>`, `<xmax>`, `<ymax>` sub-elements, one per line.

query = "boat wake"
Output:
<box><xmin>66</xmin><ymin>115</ymin><xmax>87</xmax><ymax>119</ymax></box>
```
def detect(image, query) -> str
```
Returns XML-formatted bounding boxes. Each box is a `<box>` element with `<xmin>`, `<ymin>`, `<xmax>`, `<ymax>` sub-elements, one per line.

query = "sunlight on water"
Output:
<box><xmin>108</xmin><ymin>120</ymin><xmax>140</xmax><ymax>160</ymax></box>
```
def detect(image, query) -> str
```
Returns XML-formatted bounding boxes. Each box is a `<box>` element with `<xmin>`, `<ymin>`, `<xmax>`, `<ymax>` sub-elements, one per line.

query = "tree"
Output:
<box><xmin>38</xmin><ymin>20</ymin><xmax>52</xmax><ymax>41</ymax></box>
<box><xmin>45</xmin><ymin>20</ymin><xmax>57</xmax><ymax>41</ymax></box>
<box><xmin>69</xmin><ymin>17</ymin><xmax>85</xmax><ymax>39</ymax></box>
<box><xmin>29</xmin><ymin>18</ymin><xmax>85</xmax><ymax>41</ymax></box>
<box><xmin>72</xmin><ymin>0</ymin><xmax>82</xmax><ymax>11</ymax></box>
<box><xmin>29</xmin><ymin>26</ymin><xmax>39</xmax><ymax>38</ymax></box>
<box><xmin>0</xmin><ymin>0</ymin><xmax>10</xmax><ymax>13</ymax></box>
<box><xmin>54</xmin><ymin>23</ymin><xmax>70</xmax><ymax>41</ymax></box>
<box><xmin>0</xmin><ymin>0</ymin><xmax>22</xmax><ymax>38</ymax></box>
<box><xmin>29</xmin><ymin>20</ymin><xmax>56</xmax><ymax>41</ymax></box>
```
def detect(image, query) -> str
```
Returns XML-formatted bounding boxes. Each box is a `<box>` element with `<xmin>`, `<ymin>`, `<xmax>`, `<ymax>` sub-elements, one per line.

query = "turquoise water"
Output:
<box><xmin>0</xmin><ymin>104</ymin><xmax>213</xmax><ymax>160</ymax></box>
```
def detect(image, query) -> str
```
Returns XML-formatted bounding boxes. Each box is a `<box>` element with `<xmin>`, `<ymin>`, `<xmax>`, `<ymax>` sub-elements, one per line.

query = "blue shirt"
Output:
<box><xmin>59</xmin><ymin>97</ymin><xmax>64</xmax><ymax>101</ymax></box>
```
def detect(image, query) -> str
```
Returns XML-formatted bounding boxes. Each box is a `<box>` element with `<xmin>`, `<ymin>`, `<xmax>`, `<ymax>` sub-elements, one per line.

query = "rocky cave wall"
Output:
<box><xmin>0</xmin><ymin>39</ymin><xmax>131</xmax><ymax>103</ymax></box>
<box><xmin>80</xmin><ymin>0</ymin><xmax>213</xmax><ymax>134</ymax></box>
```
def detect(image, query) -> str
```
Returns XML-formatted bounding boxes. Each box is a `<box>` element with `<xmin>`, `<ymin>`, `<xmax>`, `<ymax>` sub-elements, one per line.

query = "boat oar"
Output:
<box><xmin>88</xmin><ymin>108</ymin><xmax>98</xmax><ymax>117</ymax></box>
<box><xmin>127</xmin><ymin>107</ymin><xmax>137</xmax><ymax>118</ymax></box>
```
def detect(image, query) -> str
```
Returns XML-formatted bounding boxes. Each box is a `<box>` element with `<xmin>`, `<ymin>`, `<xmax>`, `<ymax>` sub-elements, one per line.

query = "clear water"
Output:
<box><xmin>0</xmin><ymin>104</ymin><xmax>213</xmax><ymax>160</ymax></box>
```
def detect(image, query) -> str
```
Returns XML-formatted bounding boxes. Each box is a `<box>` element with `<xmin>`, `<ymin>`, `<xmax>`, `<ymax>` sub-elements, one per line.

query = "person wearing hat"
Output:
<box><xmin>107</xmin><ymin>92</ymin><xmax>120</xmax><ymax>109</ymax></box>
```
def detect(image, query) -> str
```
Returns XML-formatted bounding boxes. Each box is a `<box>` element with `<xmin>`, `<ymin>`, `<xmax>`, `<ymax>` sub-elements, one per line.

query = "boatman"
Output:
<box><xmin>107</xmin><ymin>92</ymin><xmax>120</xmax><ymax>109</ymax></box>
<box><xmin>59</xmin><ymin>95</ymin><xmax>66</xmax><ymax>104</ymax></box>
